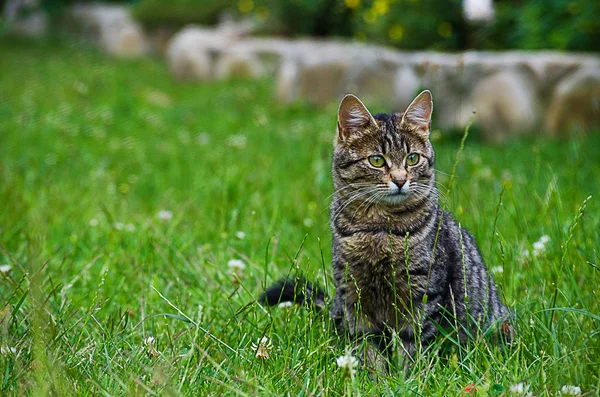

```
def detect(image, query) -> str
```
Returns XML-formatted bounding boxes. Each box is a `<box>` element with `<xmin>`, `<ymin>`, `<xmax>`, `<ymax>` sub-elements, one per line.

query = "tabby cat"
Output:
<box><xmin>262</xmin><ymin>90</ymin><xmax>511</xmax><ymax>370</ymax></box>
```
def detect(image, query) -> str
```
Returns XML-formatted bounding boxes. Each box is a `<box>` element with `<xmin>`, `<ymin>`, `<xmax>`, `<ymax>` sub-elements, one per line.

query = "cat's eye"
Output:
<box><xmin>368</xmin><ymin>155</ymin><xmax>386</xmax><ymax>168</ymax></box>
<box><xmin>406</xmin><ymin>153</ymin><xmax>420</xmax><ymax>166</ymax></box>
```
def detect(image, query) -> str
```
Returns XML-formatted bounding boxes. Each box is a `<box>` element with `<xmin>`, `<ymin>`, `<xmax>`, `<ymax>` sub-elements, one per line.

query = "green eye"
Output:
<box><xmin>406</xmin><ymin>153</ymin><xmax>420</xmax><ymax>166</ymax></box>
<box><xmin>368</xmin><ymin>155</ymin><xmax>386</xmax><ymax>168</ymax></box>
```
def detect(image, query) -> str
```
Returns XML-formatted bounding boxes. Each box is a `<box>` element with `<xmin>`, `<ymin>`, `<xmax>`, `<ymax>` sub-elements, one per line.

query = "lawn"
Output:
<box><xmin>0</xmin><ymin>40</ymin><xmax>599</xmax><ymax>396</ymax></box>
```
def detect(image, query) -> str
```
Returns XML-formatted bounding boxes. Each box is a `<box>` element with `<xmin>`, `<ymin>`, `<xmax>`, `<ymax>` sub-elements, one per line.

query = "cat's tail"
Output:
<box><xmin>259</xmin><ymin>276</ymin><xmax>327</xmax><ymax>310</ymax></box>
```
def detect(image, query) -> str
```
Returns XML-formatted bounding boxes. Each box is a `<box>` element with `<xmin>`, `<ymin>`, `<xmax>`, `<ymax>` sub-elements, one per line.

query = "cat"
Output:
<box><xmin>261</xmin><ymin>90</ymin><xmax>512</xmax><ymax>370</ymax></box>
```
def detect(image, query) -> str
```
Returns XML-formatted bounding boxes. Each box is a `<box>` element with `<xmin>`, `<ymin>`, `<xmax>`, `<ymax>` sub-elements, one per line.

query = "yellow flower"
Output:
<box><xmin>373</xmin><ymin>0</ymin><xmax>389</xmax><ymax>15</ymax></box>
<box><xmin>363</xmin><ymin>10</ymin><xmax>377</xmax><ymax>24</ymax></box>
<box><xmin>238</xmin><ymin>0</ymin><xmax>254</xmax><ymax>14</ymax></box>
<box><xmin>438</xmin><ymin>22</ymin><xmax>452</xmax><ymax>38</ymax></box>
<box><xmin>344</xmin><ymin>0</ymin><xmax>361</xmax><ymax>9</ymax></box>
<box><xmin>255</xmin><ymin>6</ymin><xmax>270</xmax><ymax>21</ymax></box>
<box><xmin>388</xmin><ymin>24</ymin><xmax>404</xmax><ymax>41</ymax></box>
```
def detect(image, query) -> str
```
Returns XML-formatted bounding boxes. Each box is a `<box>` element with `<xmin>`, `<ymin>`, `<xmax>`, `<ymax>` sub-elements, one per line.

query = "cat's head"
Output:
<box><xmin>332</xmin><ymin>90</ymin><xmax>435</xmax><ymax>207</ymax></box>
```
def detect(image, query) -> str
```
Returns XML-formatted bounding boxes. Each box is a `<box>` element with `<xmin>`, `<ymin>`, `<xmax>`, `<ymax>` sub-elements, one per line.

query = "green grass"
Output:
<box><xmin>1</xmin><ymin>39</ymin><xmax>599</xmax><ymax>396</ymax></box>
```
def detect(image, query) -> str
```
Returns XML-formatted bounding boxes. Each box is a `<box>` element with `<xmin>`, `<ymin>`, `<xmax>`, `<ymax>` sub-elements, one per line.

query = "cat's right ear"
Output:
<box><xmin>337</xmin><ymin>94</ymin><xmax>376</xmax><ymax>143</ymax></box>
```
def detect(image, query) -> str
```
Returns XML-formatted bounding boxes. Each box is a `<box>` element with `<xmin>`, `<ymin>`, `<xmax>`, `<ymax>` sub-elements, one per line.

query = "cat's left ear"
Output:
<box><xmin>337</xmin><ymin>94</ymin><xmax>377</xmax><ymax>143</ymax></box>
<box><xmin>400</xmin><ymin>90</ymin><xmax>433</xmax><ymax>138</ymax></box>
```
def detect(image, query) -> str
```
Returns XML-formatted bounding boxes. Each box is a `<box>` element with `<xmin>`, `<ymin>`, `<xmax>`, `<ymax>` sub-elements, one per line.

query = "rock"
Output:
<box><xmin>393</xmin><ymin>66</ymin><xmax>421</xmax><ymax>112</ymax></box>
<box><xmin>275</xmin><ymin>58</ymin><xmax>300</xmax><ymax>103</ymax></box>
<box><xmin>465</xmin><ymin>69</ymin><xmax>540</xmax><ymax>141</ymax></box>
<box><xmin>12</xmin><ymin>11</ymin><xmax>48</xmax><ymax>38</ymax></box>
<box><xmin>297</xmin><ymin>58</ymin><xmax>350</xmax><ymax>105</ymax></box>
<box><xmin>546</xmin><ymin>67</ymin><xmax>600</xmax><ymax>135</ymax></box>
<box><xmin>69</xmin><ymin>4</ymin><xmax>148</xmax><ymax>58</ymax></box>
<box><xmin>215</xmin><ymin>49</ymin><xmax>264</xmax><ymax>79</ymax></box>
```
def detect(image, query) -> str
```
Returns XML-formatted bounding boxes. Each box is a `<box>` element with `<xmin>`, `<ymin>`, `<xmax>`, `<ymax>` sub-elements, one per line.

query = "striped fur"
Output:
<box><xmin>262</xmin><ymin>91</ymin><xmax>511</xmax><ymax>370</ymax></box>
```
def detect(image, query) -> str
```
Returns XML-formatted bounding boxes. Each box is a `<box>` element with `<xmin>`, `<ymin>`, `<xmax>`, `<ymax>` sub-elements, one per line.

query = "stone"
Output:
<box><xmin>465</xmin><ymin>69</ymin><xmax>540</xmax><ymax>142</ymax></box>
<box><xmin>69</xmin><ymin>4</ymin><xmax>148</xmax><ymax>58</ymax></box>
<box><xmin>393</xmin><ymin>66</ymin><xmax>421</xmax><ymax>112</ymax></box>
<box><xmin>297</xmin><ymin>59</ymin><xmax>350</xmax><ymax>106</ymax></box>
<box><xmin>214</xmin><ymin>50</ymin><xmax>264</xmax><ymax>79</ymax></box>
<box><xmin>546</xmin><ymin>67</ymin><xmax>600</xmax><ymax>135</ymax></box>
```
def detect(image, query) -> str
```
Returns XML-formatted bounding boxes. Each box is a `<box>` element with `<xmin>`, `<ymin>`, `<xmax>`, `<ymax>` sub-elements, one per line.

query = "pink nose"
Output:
<box><xmin>393</xmin><ymin>179</ymin><xmax>406</xmax><ymax>189</ymax></box>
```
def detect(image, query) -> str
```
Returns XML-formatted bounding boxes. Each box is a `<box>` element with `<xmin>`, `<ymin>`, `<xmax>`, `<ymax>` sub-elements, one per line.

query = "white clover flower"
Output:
<box><xmin>113</xmin><ymin>222</ymin><xmax>124</xmax><ymax>231</ymax></box>
<box><xmin>125</xmin><ymin>223</ymin><xmax>136</xmax><ymax>232</ymax></box>
<box><xmin>235</xmin><ymin>231</ymin><xmax>246</xmax><ymax>240</ymax></box>
<box><xmin>303</xmin><ymin>218</ymin><xmax>314</xmax><ymax>227</ymax></box>
<box><xmin>227</xmin><ymin>135</ymin><xmax>247</xmax><ymax>149</ymax></box>
<box><xmin>560</xmin><ymin>385</ymin><xmax>581</xmax><ymax>396</ymax></box>
<box><xmin>532</xmin><ymin>235</ymin><xmax>550</xmax><ymax>256</ymax></box>
<box><xmin>336</xmin><ymin>352</ymin><xmax>358</xmax><ymax>377</ymax></box>
<box><xmin>278</xmin><ymin>301</ymin><xmax>293</xmax><ymax>309</ymax></box>
<box><xmin>0</xmin><ymin>264</ymin><xmax>12</xmax><ymax>273</ymax></box>
<box><xmin>0</xmin><ymin>346</ymin><xmax>17</xmax><ymax>355</ymax></box>
<box><xmin>227</xmin><ymin>259</ymin><xmax>246</xmax><ymax>271</ymax></box>
<box><xmin>89</xmin><ymin>218</ymin><xmax>99</xmax><ymax>227</ymax></box>
<box><xmin>251</xmin><ymin>337</ymin><xmax>273</xmax><ymax>360</ymax></box>
<box><xmin>143</xmin><ymin>336</ymin><xmax>158</xmax><ymax>357</ymax></box>
<box><xmin>157</xmin><ymin>210</ymin><xmax>173</xmax><ymax>223</ymax></box>
<box><xmin>491</xmin><ymin>266</ymin><xmax>503</xmax><ymax>274</ymax></box>
<box><xmin>509</xmin><ymin>383</ymin><xmax>530</xmax><ymax>394</ymax></box>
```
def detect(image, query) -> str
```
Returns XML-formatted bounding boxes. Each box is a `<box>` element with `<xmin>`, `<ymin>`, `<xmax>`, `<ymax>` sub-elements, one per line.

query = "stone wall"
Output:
<box><xmin>166</xmin><ymin>27</ymin><xmax>600</xmax><ymax>140</ymax></box>
<box><xmin>62</xmin><ymin>4</ymin><xmax>600</xmax><ymax>140</ymax></box>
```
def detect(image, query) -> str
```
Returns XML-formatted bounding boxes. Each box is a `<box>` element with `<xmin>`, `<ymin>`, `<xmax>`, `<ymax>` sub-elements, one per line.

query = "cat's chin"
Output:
<box><xmin>379</xmin><ymin>192</ymin><xmax>410</xmax><ymax>205</ymax></box>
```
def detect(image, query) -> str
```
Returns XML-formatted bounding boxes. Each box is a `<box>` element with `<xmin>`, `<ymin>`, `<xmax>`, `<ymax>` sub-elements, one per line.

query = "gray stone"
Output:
<box><xmin>465</xmin><ymin>69</ymin><xmax>540</xmax><ymax>141</ymax></box>
<box><xmin>215</xmin><ymin>50</ymin><xmax>264</xmax><ymax>80</ymax></box>
<box><xmin>70</xmin><ymin>4</ymin><xmax>148</xmax><ymax>58</ymax></box>
<box><xmin>546</xmin><ymin>67</ymin><xmax>600</xmax><ymax>135</ymax></box>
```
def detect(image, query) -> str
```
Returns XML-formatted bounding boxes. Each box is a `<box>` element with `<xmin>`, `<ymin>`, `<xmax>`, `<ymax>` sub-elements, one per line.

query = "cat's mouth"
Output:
<box><xmin>382</xmin><ymin>181</ymin><xmax>410</xmax><ymax>204</ymax></box>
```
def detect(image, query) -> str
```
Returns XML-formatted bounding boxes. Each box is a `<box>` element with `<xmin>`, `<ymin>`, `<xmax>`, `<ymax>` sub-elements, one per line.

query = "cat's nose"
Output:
<box><xmin>393</xmin><ymin>179</ymin><xmax>407</xmax><ymax>189</ymax></box>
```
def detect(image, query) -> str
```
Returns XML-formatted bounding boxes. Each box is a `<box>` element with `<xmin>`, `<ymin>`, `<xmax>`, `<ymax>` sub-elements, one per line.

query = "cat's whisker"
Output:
<box><xmin>325</xmin><ymin>183</ymin><xmax>376</xmax><ymax>202</ymax></box>
<box><xmin>349</xmin><ymin>188</ymin><xmax>388</xmax><ymax>222</ymax></box>
<box><xmin>331</xmin><ymin>188</ymin><xmax>384</xmax><ymax>223</ymax></box>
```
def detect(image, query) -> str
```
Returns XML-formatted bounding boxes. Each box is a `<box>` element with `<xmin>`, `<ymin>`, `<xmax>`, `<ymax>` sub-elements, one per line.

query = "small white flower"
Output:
<box><xmin>227</xmin><ymin>135</ymin><xmax>247</xmax><ymax>149</ymax></box>
<box><xmin>491</xmin><ymin>266</ymin><xmax>503</xmax><ymax>274</ymax></box>
<box><xmin>113</xmin><ymin>222</ymin><xmax>124</xmax><ymax>230</ymax></box>
<box><xmin>0</xmin><ymin>264</ymin><xmax>12</xmax><ymax>273</ymax></box>
<box><xmin>89</xmin><ymin>218</ymin><xmax>99</xmax><ymax>227</ymax></box>
<box><xmin>251</xmin><ymin>337</ymin><xmax>273</xmax><ymax>359</ymax></box>
<box><xmin>125</xmin><ymin>223</ymin><xmax>136</xmax><ymax>232</ymax></box>
<box><xmin>560</xmin><ymin>385</ymin><xmax>581</xmax><ymax>395</ymax></box>
<box><xmin>143</xmin><ymin>336</ymin><xmax>158</xmax><ymax>357</ymax></box>
<box><xmin>303</xmin><ymin>218</ymin><xmax>314</xmax><ymax>227</ymax></box>
<box><xmin>0</xmin><ymin>346</ymin><xmax>17</xmax><ymax>355</ymax></box>
<box><xmin>235</xmin><ymin>231</ymin><xmax>246</xmax><ymax>239</ymax></box>
<box><xmin>336</xmin><ymin>352</ymin><xmax>359</xmax><ymax>377</ymax></box>
<box><xmin>157</xmin><ymin>210</ymin><xmax>173</xmax><ymax>223</ymax></box>
<box><xmin>227</xmin><ymin>259</ymin><xmax>246</xmax><ymax>271</ymax></box>
<box><xmin>278</xmin><ymin>301</ymin><xmax>293</xmax><ymax>309</ymax></box>
<box><xmin>532</xmin><ymin>235</ymin><xmax>550</xmax><ymax>256</ymax></box>
<box><xmin>509</xmin><ymin>383</ymin><xmax>530</xmax><ymax>394</ymax></box>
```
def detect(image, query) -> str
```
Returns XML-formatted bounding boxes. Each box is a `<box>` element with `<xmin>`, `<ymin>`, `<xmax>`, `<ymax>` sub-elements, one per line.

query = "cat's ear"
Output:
<box><xmin>337</xmin><ymin>94</ymin><xmax>376</xmax><ymax>142</ymax></box>
<box><xmin>400</xmin><ymin>90</ymin><xmax>433</xmax><ymax>138</ymax></box>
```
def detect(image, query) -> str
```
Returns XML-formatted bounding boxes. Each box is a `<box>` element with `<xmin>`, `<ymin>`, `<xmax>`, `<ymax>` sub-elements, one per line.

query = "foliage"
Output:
<box><xmin>133</xmin><ymin>0</ymin><xmax>238</xmax><ymax>29</ymax></box>
<box><xmin>478</xmin><ymin>0</ymin><xmax>600</xmax><ymax>52</ymax></box>
<box><xmin>1</xmin><ymin>40</ymin><xmax>599</xmax><ymax>395</ymax></box>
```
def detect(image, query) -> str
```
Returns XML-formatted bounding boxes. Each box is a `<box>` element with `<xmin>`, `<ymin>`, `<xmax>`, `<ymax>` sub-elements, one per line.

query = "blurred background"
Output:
<box><xmin>2</xmin><ymin>0</ymin><xmax>599</xmax><ymax>139</ymax></box>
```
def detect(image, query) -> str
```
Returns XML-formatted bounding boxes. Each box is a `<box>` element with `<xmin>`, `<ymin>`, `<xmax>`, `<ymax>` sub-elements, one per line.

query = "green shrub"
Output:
<box><xmin>133</xmin><ymin>0</ymin><xmax>238</xmax><ymax>29</ymax></box>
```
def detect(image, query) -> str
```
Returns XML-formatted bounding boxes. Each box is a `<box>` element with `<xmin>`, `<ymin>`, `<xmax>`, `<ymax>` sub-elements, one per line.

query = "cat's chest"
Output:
<box><xmin>337</xmin><ymin>231</ymin><xmax>429</xmax><ymax>267</ymax></box>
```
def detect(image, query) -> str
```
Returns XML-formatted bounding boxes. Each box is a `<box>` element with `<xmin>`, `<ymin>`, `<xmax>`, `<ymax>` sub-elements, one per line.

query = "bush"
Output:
<box><xmin>133</xmin><ymin>0</ymin><xmax>238</xmax><ymax>29</ymax></box>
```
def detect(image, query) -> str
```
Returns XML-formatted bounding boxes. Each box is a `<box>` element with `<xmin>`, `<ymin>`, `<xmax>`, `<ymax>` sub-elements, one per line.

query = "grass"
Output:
<box><xmin>0</xmin><ymin>39</ymin><xmax>599</xmax><ymax>396</ymax></box>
